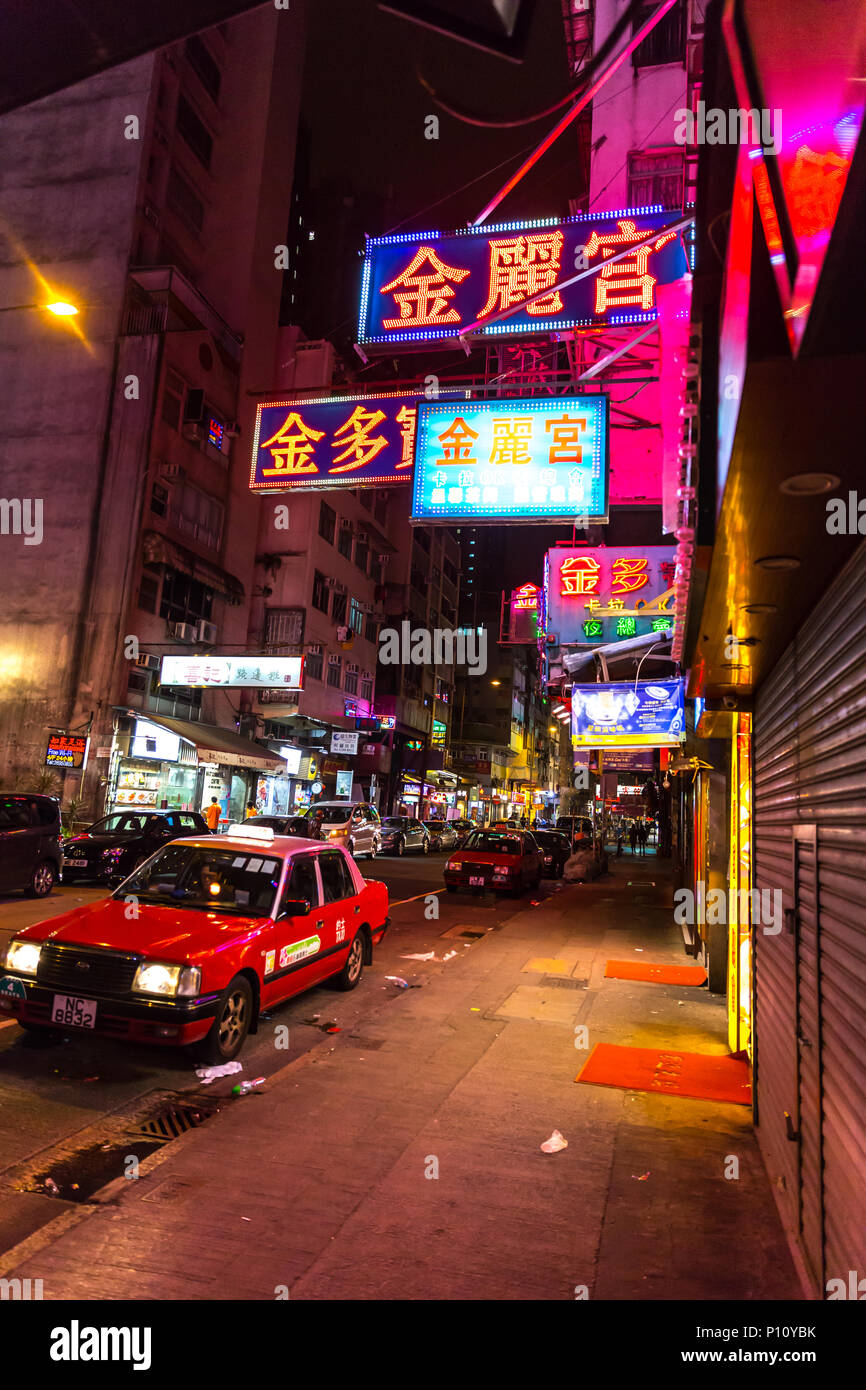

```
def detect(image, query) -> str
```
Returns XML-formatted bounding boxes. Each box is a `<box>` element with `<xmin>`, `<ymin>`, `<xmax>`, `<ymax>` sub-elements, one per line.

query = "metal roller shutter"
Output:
<box><xmin>753</xmin><ymin>540</ymin><xmax>866</xmax><ymax>1296</ymax></box>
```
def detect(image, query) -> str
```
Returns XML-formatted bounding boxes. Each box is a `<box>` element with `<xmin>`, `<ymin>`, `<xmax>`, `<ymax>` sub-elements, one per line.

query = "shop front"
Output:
<box><xmin>109</xmin><ymin>714</ymin><xmax>288</xmax><ymax>827</ymax></box>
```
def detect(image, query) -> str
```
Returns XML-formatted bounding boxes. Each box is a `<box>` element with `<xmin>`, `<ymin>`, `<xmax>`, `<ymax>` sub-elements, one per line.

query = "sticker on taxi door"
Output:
<box><xmin>278</xmin><ymin>935</ymin><xmax>321</xmax><ymax>969</ymax></box>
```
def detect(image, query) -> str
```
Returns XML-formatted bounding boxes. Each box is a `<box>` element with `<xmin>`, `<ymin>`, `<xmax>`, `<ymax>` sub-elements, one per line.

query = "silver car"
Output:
<box><xmin>379</xmin><ymin>816</ymin><xmax>430</xmax><ymax>856</ymax></box>
<box><xmin>302</xmin><ymin>801</ymin><xmax>381</xmax><ymax>859</ymax></box>
<box><xmin>423</xmin><ymin>820</ymin><xmax>460</xmax><ymax>852</ymax></box>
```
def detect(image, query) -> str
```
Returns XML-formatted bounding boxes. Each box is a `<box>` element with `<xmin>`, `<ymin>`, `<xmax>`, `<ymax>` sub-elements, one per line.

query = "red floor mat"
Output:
<box><xmin>575</xmin><ymin>1043</ymin><xmax>752</xmax><ymax>1105</ymax></box>
<box><xmin>605</xmin><ymin>960</ymin><xmax>707</xmax><ymax>985</ymax></box>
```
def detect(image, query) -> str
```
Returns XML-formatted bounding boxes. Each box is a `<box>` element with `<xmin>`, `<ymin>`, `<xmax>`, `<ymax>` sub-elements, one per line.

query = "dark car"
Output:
<box><xmin>423</xmin><ymin>820</ymin><xmax>459</xmax><ymax>852</ymax></box>
<box><xmin>379</xmin><ymin>816</ymin><xmax>430</xmax><ymax>856</ymax></box>
<box><xmin>450</xmin><ymin>818</ymin><xmax>476</xmax><ymax>846</ymax></box>
<box><xmin>246</xmin><ymin>814</ymin><xmax>312</xmax><ymax>837</ymax></box>
<box><xmin>0</xmin><ymin>794</ymin><xmax>63</xmax><ymax>898</ymax></box>
<box><xmin>555</xmin><ymin>815</ymin><xmax>595</xmax><ymax>850</ymax></box>
<box><xmin>62</xmin><ymin>810</ymin><xmax>209</xmax><ymax>885</ymax></box>
<box><xmin>531</xmin><ymin>829</ymin><xmax>572</xmax><ymax>878</ymax></box>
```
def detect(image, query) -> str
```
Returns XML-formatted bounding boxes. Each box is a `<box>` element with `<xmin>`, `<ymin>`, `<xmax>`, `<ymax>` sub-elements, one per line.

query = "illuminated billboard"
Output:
<box><xmin>545</xmin><ymin>545</ymin><xmax>676</xmax><ymax>644</ymax></box>
<box><xmin>250</xmin><ymin>390</ymin><xmax>461</xmax><ymax>492</ymax></box>
<box><xmin>571</xmin><ymin>680</ymin><xmax>685</xmax><ymax>747</ymax></box>
<box><xmin>161</xmin><ymin>656</ymin><xmax>304</xmax><ymax>689</ymax></box>
<box><xmin>357</xmin><ymin>206</ymin><xmax>690</xmax><ymax>347</ymax></box>
<box><xmin>412</xmin><ymin>395</ymin><xmax>608</xmax><ymax>524</ymax></box>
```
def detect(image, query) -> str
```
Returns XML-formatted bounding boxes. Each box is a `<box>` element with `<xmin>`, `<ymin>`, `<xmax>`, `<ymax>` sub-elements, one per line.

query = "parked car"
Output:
<box><xmin>0</xmin><ymin>793</ymin><xmax>63</xmax><ymax>898</ymax></box>
<box><xmin>300</xmin><ymin>801</ymin><xmax>381</xmax><ymax>858</ymax></box>
<box><xmin>0</xmin><ymin>824</ymin><xmax>390</xmax><ymax>1062</ymax></box>
<box><xmin>531</xmin><ymin>829</ymin><xmax>572</xmax><ymax>878</ymax></box>
<box><xmin>444</xmin><ymin>828</ymin><xmax>542</xmax><ymax>896</ymax></box>
<box><xmin>423</xmin><ymin>820</ymin><xmax>460</xmax><ymax>851</ymax></box>
<box><xmin>62</xmin><ymin>810</ymin><xmax>209</xmax><ymax>885</ymax></box>
<box><xmin>555</xmin><ymin>815</ymin><xmax>595</xmax><ymax>850</ymax></box>
<box><xmin>379</xmin><ymin>816</ymin><xmax>430</xmax><ymax>856</ymax></box>
<box><xmin>246</xmin><ymin>814</ymin><xmax>311</xmax><ymax>837</ymax></box>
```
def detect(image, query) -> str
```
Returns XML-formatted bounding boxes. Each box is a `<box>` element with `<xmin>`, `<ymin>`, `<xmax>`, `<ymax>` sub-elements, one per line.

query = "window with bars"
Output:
<box><xmin>627</xmin><ymin>150</ymin><xmax>685</xmax><ymax>211</ymax></box>
<box><xmin>365</xmin><ymin>614</ymin><xmax>378</xmax><ymax>643</ymax></box>
<box><xmin>632</xmin><ymin>0</ymin><xmax>685</xmax><ymax>67</ymax></box>
<box><xmin>185</xmin><ymin>35</ymin><xmax>221</xmax><ymax>102</ymax></box>
<box><xmin>167</xmin><ymin>482</ymin><xmax>224</xmax><ymax>551</ymax></box>
<box><xmin>349</xmin><ymin>598</ymin><xmax>364</xmax><ymax>636</ymax></box>
<box><xmin>360</xmin><ymin>678</ymin><xmax>373</xmax><ymax>702</ymax></box>
<box><xmin>344</xmin><ymin>670</ymin><xmax>358</xmax><ymax>695</ymax></box>
<box><xmin>264</xmin><ymin>608</ymin><xmax>304</xmax><ymax>647</ymax></box>
<box><xmin>159</xmin><ymin>567</ymin><xmax>214</xmax><ymax>626</ymax></box>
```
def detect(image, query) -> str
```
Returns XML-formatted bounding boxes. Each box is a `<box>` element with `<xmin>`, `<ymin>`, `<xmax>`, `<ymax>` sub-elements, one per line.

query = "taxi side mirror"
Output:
<box><xmin>278</xmin><ymin>898</ymin><xmax>311</xmax><ymax>919</ymax></box>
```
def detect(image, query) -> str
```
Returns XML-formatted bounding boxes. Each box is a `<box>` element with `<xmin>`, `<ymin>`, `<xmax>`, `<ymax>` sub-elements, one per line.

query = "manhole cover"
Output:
<box><xmin>345</xmin><ymin>1035</ymin><xmax>386</xmax><ymax>1049</ymax></box>
<box><xmin>540</xmin><ymin>976</ymin><xmax>588</xmax><ymax>989</ymax></box>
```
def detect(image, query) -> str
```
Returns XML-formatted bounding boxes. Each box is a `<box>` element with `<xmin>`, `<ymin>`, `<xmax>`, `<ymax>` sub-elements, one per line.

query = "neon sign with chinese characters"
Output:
<box><xmin>412</xmin><ymin>396</ymin><xmax>608</xmax><ymax>524</ymax></box>
<box><xmin>545</xmin><ymin>545</ymin><xmax>676</xmax><ymax>645</ymax></box>
<box><xmin>250</xmin><ymin>389</ymin><xmax>462</xmax><ymax>492</ymax></box>
<box><xmin>357</xmin><ymin>207</ymin><xmax>690</xmax><ymax>346</ymax></box>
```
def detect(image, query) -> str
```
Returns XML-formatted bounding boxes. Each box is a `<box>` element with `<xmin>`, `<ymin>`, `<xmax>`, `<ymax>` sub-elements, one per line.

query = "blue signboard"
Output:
<box><xmin>571</xmin><ymin>680</ymin><xmax>685</xmax><ymax>747</ymax></box>
<box><xmin>357</xmin><ymin>206</ymin><xmax>691</xmax><ymax>347</ymax></box>
<box><xmin>250</xmin><ymin>390</ymin><xmax>458</xmax><ymax>492</ymax></box>
<box><xmin>412</xmin><ymin>395</ymin><xmax>608</xmax><ymax>524</ymax></box>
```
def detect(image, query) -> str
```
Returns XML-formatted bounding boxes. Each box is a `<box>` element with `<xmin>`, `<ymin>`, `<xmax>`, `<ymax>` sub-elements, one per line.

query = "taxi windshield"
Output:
<box><xmin>463</xmin><ymin>831</ymin><xmax>521</xmax><ymax>856</ymax></box>
<box><xmin>117</xmin><ymin>845</ymin><xmax>282</xmax><ymax>917</ymax></box>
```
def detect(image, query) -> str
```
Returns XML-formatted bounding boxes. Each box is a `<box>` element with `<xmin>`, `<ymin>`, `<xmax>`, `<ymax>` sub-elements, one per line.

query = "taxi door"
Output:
<box><xmin>261</xmin><ymin>852</ymin><xmax>327</xmax><ymax>1007</ymax></box>
<box><xmin>315</xmin><ymin>849</ymin><xmax>361</xmax><ymax>975</ymax></box>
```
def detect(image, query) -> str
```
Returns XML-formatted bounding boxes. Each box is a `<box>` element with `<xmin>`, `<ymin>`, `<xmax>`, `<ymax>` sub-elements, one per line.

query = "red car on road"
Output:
<box><xmin>0</xmin><ymin>826</ymin><xmax>389</xmax><ymax>1062</ymax></box>
<box><xmin>443</xmin><ymin>828</ymin><xmax>543</xmax><ymax>896</ymax></box>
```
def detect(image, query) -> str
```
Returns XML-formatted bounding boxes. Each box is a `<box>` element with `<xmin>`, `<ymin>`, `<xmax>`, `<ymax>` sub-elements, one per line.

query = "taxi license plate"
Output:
<box><xmin>469</xmin><ymin>875</ymin><xmax>485</xmax><ymax>886</ymax></box>
<box><xmin>51</xmin><ymin>994</ymin><xmax>97</xmax><ymax>1029</ymax></box>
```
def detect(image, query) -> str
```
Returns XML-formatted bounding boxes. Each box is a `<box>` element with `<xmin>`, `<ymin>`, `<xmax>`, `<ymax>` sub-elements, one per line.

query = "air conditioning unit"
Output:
<box><xmin>171</xmin><ymin>622</ymin><xmax>198</xmax><ymax>643</ymax></box>
<box><xmin>377</xmin><ymin>554</ymin><xmax>389</xmax><ymax>566</ymax></box>
<box><xmin>357</xmin><ymin>529</ymin><xmax>370</xmax><ymax>542</ymax></box>
<box><xmin>308</xmin><ymin>643</ymin><xmax>322</xmax><ymax>655</ymax></box>
<box><xmin>328</xmin><ymin>653</ymin><xmax>341</xmax><ymax>666</ymax></box>
<box><xmin>196</xmin><ymin>620</ymin><xmax>217</xmax><ymax>644</ymax></box>
<box><xmin>160</xmin><ymin>461</ymin><xmax>185</xmax><ymax>481</ymax></box>
<box><xmin>346</xmin><ymin>662</ymin><xmax>359</xmax><ymax>675</ymax></box>
<box><xmin>134</xmin><ymin>653</ymin><xmax>161</xmax><ymax>672</ymax></box>
<box><xmin>224</xmin><ymin>420</ymin><xmax>241</xmax><ymax>438</ymax></box>
<box><xmin>182</xmin><ymin>421</ymin><xmax>203</xmax><ymax>442</ymax></box>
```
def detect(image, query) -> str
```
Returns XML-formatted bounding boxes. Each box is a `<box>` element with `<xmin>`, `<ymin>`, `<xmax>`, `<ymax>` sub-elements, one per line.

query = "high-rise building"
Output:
<box><xmin>0</xmin><ymin>8</ymin><xmax>307</xmax><ymax>823</ymax></box>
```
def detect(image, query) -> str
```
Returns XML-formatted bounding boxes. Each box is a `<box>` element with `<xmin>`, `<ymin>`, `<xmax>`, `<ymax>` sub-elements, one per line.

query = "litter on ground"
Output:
<box><xmin>196</xmin><ymin>1060</ymin><xmax>243</xmax><ymax>1082</ymax></box>
<box><xmin>540</xmin><ymin>1129</ymin><xmax>568</xmax><ymax>1154</ymax></box>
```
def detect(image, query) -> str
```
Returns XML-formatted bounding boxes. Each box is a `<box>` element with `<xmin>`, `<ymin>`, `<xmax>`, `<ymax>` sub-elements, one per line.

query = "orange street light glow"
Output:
<box><xmin>45</xmin><ymin>300</ymin><xmax>79</xmax><ymax>316</ymax></box>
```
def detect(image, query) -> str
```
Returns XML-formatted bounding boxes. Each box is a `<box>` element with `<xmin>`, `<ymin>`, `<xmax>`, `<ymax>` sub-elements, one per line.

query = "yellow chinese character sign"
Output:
<box><xmin>358</xmin><ymin>209</ymin><xmax>689</xmax><ymax>344</ymax></box>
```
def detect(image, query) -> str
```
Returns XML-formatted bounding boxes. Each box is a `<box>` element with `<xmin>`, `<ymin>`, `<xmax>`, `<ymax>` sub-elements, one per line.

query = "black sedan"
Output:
<box><xmin>531</xmin><ymin>829</ymin><xmax>572</xmax><ymax>878</ymax></box>
<box><xmin>62</xmin><ymin>810</ymin><xmax>209</xmax><ymax>884</ymax></box>
<box><xmin>379</xmin><ymin>816</ymin><xmax>430</xmax><ymax>855</ymax></box>
<box><xmin>246</xmin><ymin>813</ymin><xmax>314</xmax><ymax>837</ymax></box>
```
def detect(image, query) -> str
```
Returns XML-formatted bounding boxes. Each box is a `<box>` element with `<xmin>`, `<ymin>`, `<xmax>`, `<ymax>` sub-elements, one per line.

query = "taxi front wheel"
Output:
<box><xmin>195</xmin><ymin>974</ymin><xmax>253</xmax><ymax>1063</ymax></box>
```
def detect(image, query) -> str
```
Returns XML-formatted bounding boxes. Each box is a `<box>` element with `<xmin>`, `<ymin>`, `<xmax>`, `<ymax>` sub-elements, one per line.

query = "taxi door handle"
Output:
<box><xmin>354</xmin><ymin>905</ymin><xmax>360</xmax><ymax>913</ymax></box>
<box><xmin>316</xmin><ymin>920</ymin><xmax>324</xmax><ymax>928</ymax></box>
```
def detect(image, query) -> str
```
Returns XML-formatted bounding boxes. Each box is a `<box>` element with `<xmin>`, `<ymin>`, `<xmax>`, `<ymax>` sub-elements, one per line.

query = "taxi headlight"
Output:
<box><xmin>132</xmin><ymin>962</ymin><xmax>201</xmax><ymax>998</ymax></box>
<box><xmin>5</xmin><ymin>939</ymin><xmax>42</xmax><ymax>976</ymax></box>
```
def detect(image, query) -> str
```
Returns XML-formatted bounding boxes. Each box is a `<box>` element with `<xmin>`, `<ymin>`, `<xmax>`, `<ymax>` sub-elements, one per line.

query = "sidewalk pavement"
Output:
<box><xmin>5</xmin><ymin>853</ymin><xmax>802</xmax><ymax>1301</ymax></box>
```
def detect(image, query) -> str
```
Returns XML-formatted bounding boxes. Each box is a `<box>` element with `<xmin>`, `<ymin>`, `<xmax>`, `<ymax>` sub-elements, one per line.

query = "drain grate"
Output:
<box><xmin>540</xmin><ymin>975</ymin><xmax>588</xmax><ymax>989</ymax></box>
<box><xmin>345</xmin><ymin>1035</ymin><xmax>386</xmax><ymax>1049</ymax></box>
<box><xmin>132</xmin><ymin>1097</ymin><xmax>219</xmax><ymax>1143</ymax></box>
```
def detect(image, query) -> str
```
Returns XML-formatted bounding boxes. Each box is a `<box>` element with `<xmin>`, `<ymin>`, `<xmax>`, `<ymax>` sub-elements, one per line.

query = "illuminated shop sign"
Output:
<box><xmin>45</xmin><ymin>734</ymin><xmax>89</xmax><ymax>770</ymax></box>
<box><xmin>508</xmin><ymin>582</ymin><xmax>541</xmax><ymax>643</ymax></box>
<box><xmin>571</xmin><ymin>680</ymin><xmax>685</xmax><ymax>747</ymax></box>
<box><xmin>545</xmin><ymin>545</ymin><xmax>675</xmax><ymax>645</ymax></box>
<box><xmin>357</xmin><ymin>207</ymin><xmax>690</xmax><ymax>346</ymax></box>
<box><xmin>412</xmin><ymin>395</ymin><xmax>608</xmax><ymax>524</ymax></box>
<box><xmin>251</xmin><ymin>389</ymin><xmax>463</xmax><ymax>492</ymax></box>
<box><xmin>160</xmin><ymin>655</ymin><xmax>304</xmax><ymax>689</ymax></box>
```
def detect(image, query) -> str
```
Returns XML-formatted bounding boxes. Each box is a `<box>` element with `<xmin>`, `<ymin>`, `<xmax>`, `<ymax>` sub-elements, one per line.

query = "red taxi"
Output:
<box><xmin>443</xmin><ymin>828</ymin><xmax>542</xmax><ymax>896</ymax></box>
<box><xmin>0</xmin><ymin>825</ymin><xmax>389</xmax><ymax>1062</ymax></box>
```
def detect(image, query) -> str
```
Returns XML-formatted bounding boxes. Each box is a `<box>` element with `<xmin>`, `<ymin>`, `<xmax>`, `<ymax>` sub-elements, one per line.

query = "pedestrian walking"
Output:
<box><xmin>637</xmin><ymin>821</ymin><xmax>647</xmax><ymax>855</ymax></box>
<box><xmin>628</xmin><ymin>821</ymin><xmax>637</xmax><ymax>854</ymax></box>
<box><xmin>204</xmin><ymin>797</ymin><xmax>221</xmax><ymax>833</ymax></box>
<box><xmin>616</xmin><ymin>825</ymin><xmax>624</xmax><ymax>857</ymax></box>
<box><xmin>245</xmin><ymin>801</ymin><xmax>257</xmax><ymax>819</ymax></box>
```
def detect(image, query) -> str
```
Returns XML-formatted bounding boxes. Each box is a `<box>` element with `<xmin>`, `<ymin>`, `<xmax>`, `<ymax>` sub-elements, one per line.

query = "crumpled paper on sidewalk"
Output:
<box><xmin>540</xmin><ymin>1129</ymin><xmax>568</xmax><ymax>1154</ymax></box>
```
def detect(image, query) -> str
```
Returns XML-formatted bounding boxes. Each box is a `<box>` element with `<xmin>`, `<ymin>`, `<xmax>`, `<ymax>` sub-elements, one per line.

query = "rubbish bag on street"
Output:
<box><xmin>540</xmin><ymin>1129</ymin><xmax>568</xmax><ymax>1154</ymax></box>
<box><xmin>563</xmin><ymin>849</ymin><xmax>593</xmax><ymax>882</ymax></box>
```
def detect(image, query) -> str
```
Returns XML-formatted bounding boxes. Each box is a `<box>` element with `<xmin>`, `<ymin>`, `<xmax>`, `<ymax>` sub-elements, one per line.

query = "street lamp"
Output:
<box><xmin>45</xmin><ymin>301</ymin><xmax>79</xmax><ymax>316</ymax></box>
